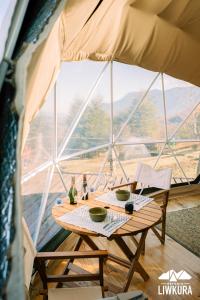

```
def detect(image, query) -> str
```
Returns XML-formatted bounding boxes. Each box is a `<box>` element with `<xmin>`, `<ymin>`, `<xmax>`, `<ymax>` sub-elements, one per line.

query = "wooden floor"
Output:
<box><xmin>33</xmin><ymin>184</ymin><xmax>200</xmax><ymax>300</ymax></box>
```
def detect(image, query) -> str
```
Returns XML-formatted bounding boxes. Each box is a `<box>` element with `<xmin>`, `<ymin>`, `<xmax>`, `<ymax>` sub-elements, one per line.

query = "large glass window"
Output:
<box><xmin>21</xmin><ymin>61</ymin><xmax>200</xmax><ymax>249</ymax></box>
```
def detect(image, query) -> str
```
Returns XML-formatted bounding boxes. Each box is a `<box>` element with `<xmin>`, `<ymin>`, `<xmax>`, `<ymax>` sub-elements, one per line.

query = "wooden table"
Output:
<box><xmin>52</xmin><ymin>192</ymin><xmax>162</xmax><ymax>292</ymax></box>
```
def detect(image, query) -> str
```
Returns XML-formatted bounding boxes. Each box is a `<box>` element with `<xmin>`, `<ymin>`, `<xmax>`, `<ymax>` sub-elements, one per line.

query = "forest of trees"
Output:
<box><xmin>178</xmin><ymin>108</ymin><xmax>200</xmax><ymax>140</ymax></box>
<box><xmin>113</xmin><ymin>99</ymin><xmax>161</xmax><ymax>139</ymax></box>
<box><xmin>63</xmin><ymin>95</ymin><xmax>161</xmax><ymax>157</ymax></box>
<box><xmin>26</xmin><ymin>94</ymin><xmax>200</xmax><ymax>161</ymax></box>
<box><xmin>62</xmin><ymin>95</ymin><xmax>200</xmax><ymax>159</ymax></box>
<box><xmin>65</xmin><ymin>96</ymin><xmax>110</xmax><ymax>152</ymax></box>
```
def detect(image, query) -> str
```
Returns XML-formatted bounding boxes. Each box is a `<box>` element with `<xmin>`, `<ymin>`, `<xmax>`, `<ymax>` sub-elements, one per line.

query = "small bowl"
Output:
<box><xmin>115</xmin><ymin>189</ymin><xmax>130</xmax><ymax>201</ymax></box>
<box><xmin>89</xmin><ymin>207</ymin><xmax>107</xmax><ymax>222</ymax></box>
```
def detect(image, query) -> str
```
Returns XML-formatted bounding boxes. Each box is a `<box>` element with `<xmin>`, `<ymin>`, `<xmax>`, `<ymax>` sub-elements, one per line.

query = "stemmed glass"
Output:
<box><xmin>107</xmin><ymin>176</ymin><xmax>115</xmax><ymax>191</ymax></box>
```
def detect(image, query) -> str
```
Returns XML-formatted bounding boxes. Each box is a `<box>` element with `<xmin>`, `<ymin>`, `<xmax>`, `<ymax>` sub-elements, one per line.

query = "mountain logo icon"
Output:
<box><xmin>159</xmin><ymin>270</ymin><xmax>192</xmax><ymax>282</ymax></box>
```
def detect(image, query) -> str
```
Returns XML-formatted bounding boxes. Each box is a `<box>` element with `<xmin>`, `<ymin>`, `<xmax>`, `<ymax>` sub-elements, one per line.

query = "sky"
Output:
<box><xmin>42</xmin><ymin>60</ymin><xmax>193</xmax><ymax>114</ymax></box>
<box><xmin>56</xmin><ymin>60</ymin><xmax>192</xmax><ymax>103</ymax></box>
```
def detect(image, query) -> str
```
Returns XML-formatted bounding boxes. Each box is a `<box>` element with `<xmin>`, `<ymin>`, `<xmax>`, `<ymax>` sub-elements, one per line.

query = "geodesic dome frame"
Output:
<box><xmin>21</xmin><ymin>60</ymin><xmax>200</xmax><ymax>249</ymax></box>
<box><xmin>15</xmin><ymin>0</ymin><xmax>200</xmax><ymax>251</ymax></box>
<box><xmin>1</xmin><ymin>1</ymin><xmax>200</xmax><ymax>298</ymax></box>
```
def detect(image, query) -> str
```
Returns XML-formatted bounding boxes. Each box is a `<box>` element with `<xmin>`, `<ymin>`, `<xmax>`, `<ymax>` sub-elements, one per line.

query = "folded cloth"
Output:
<box><xmin>97</xmin><ymin>290</ymin><xmax>148</xmax><ymax>300</ymax></box>
<box><xmin>117</xmin><ymin>290</ymin><xmax>148</xmax><ymax>300</ymax></box>
<box><xmin>57</xmin><ymin>205</ymin><xmax>130</xmax><ymax>237</ymax></box>
<box><xmin>135</xmin><ymin>162</ymin><xmax>172</xmax><ymax>190</ymax></box>
<box><xmin>96</xmin><ymin>192</ymin><xmax>153</xmax><ymax>211</ymax></box>
<box><xmin>96</xmin><ymin>297</ymin><xmax>117</xmax><ymax>300</ymax></box>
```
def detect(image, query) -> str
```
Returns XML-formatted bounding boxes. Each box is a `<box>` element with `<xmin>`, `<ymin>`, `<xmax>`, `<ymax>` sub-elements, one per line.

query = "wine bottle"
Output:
<box><xmin>68</xmin><ymin>176</ymin><xmax>77</xmax><ymax>204</ymax></box>
<box><xmin>82</xmin><ymin>174</ymin><xmax>88</xmax><ymax>200</ymax></box>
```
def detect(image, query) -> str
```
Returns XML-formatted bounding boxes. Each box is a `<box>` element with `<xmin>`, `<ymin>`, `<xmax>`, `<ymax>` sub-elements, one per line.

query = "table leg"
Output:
<box><xmin>113</xmin><ymin>236</ymin><xmax>135</xmax><ymax>260</ymax></box>
<box><xmin>123</xmin><ymin>229</ymin><xmax>149</xmax><ymax>292</ymax></box>
<box><xmin>109</xmin><ymin>229</ymin><xmax>149</xmax><ymax>292</ymax></box>
<box><xmin>134</xmin><ymin>261</ymin><xmax>149</xmax><ymax>281</ymax></box>
<box><xmin>65</xmin><ymin>232</ymin><xmax>149</xmax><ymax>292</ymax></box>
<box><xmin>80</xmin><ymin>234</ymin><xmax>100</xmax><ymax>250</ymax></box>
<box><xmin>131</xmin><ymin>235</ymin><xmax>145</xmax><ymax>255</ymax></box>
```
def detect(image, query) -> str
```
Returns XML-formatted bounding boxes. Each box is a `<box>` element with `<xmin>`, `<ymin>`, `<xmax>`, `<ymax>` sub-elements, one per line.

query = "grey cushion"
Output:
<box><xmin>96</xmin><ymin>297</ymin><xmax>118</xmax><ymax>300</ymax></box>
<box><xmin>97</xmin><ymin>290</ymin><xmax>148</xmax><ymax>300</ymax></box>
<box><xmin>117</xmin><ymin>290</ymin><xmax>148</xmax><ymax>300</ymax></box>
<box><xmin>48</xmin><ymin>286</ymin><xmax>102</xmax><ymax>300</ymax></box>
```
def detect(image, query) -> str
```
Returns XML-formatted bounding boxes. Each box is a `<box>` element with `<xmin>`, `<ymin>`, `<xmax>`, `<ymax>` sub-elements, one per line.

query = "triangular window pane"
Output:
<box><xmin>163</xmin><ymin>74</ymin><xmax>200</xmax><ymax>138</ymax></box>
<box><xmin>22</xmin><ymin>168</ymin><xmax>50</xmax><ymax>241</ymax></box>
<box><xmin>157</xmin><ymin>142</ymin><xmax>200</xmax><ymax>183</ymax></box>
<box><xmin>115</xmin><ymin>143</ymin><xmax>165</xmax><ymax>187</ymax></box>
<box><xmin>115</xmin><ymin>73</ymin><xmax>166</xmax><ymax>143</ymax></box>
<box><xmin>113</xmin><ymin>63</ymin><xmax>162</xmax><ymax>139</ymax></box>
<box><xmin>22</xmin><ymin>89</ymin><xmax>54</xmax><ymax>176</ymax></box>
<box><xmin>37</xmin><ymin>171</ymin><xmax>65</xmax><ymax>250</ymax></box>
<box><xmin>58</xmin><ymin>146</ymin><xmax>109</xmax><ymax>192</ymax></box>
<box><xmin>172</xmin><ymin>104</ymin><xmax>200</xmax><ymax>141</ymax></box>
<box><xmin>56</xmin><ymin>61</ymin><xmax>109</xmax><ymax>154</ymax></box>
<box><xmin>156</xmin><ymin>144</ymin><xmax>191</xmax><ymax>184</ymax></box>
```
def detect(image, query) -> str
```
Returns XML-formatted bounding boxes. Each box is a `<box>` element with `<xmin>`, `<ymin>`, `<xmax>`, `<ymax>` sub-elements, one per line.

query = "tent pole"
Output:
<box><xmin>153</xmin><ymin>143</ymin><xmax>167</xmax><ymax>168</ymax></box>
<box><xmin>115</xmin><ymin>139</ymin><xmax>200</xmax><ymax>146</ymax></box>
<box><xmin>113</xmin><ymin>146</ymin><xmax>128</xmax><ymax>182</ymax></box>
<box><xmin>161</xmin><ymin>73</ymin><xmax>168</xmax><ymax>141</ymax></box>
<box><xmin>21</xmin><ymin>160</ymin><xmax>53</xmax><ymax>183</ymax></box>
<box><xmin>109</xmin><ymin>61</ymin><xmax>114</xmax><ymax>175</ymax></box>
<box><xmin>115</xmin><ymin>140</ymin><xmax>165</xmax><ymax>146</ymax></box>
<box><xmin>57</xmin><ymin>143</ymin><xmax>110</xmax><ymax>163</ymax></box>
<box><xmin>54</xmin><ymin>83</ymin><xmax>58</xmax><ymax>159</ymax></box>
<box><xmin>55</xmin><ymin>164</ymin><xmax>69</xmax><ymax>195</ymax></box>
<box><xmin>110</xmin><ymin>61</ymin><xmax>114</xmax><ymax>145</ymax></box>
<box><xmin>22</xmin><ymin>143</ymin><xmax>110</xmax><ymax>183</ymax></box>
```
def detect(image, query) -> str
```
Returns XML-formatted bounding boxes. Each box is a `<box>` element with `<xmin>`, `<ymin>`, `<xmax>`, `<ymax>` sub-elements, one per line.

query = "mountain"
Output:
<box><xmin>102</xmin><ymin>86</ymin><xmax>200</xmax><ymax>120</ymax></box>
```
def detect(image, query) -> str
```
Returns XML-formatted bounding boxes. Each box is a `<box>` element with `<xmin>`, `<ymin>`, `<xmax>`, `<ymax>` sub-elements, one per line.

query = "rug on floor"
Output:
<box><xmin>157</xmin><ymin>206</ymin><xmax>200</xmax><ymax>258</ymax></box>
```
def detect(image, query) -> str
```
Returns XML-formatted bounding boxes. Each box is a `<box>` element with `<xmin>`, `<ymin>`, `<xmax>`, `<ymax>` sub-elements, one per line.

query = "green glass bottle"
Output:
<box><xmin>68</xmin><ymin>176</ymin><xmax>77</xmax><ymax>204</ymax></box>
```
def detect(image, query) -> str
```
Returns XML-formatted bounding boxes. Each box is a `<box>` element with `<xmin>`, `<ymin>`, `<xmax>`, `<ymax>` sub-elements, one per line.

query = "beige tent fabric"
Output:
<box><xmin>20</xmin><ymin>0</ymin><xmax>200</xmax><ymax>146</ymax></box>
<box><xmin>61</xmin><ymin>0</ymin><xmax>200</xmax><ymax>86</ymax></box>
<box><xmin>22</xmin><ymin>18</ymin><xmax>62</xmax><ymax>148</ymax></box>
<box><xmin>22</xmin><ymin>218</ymin><xmax>36</xmax><ymax>289</ymax></box>
<box><xmin>19</xmin><ymin>0</ymin><xmax>100</xmax><ymax>147</ymax></box>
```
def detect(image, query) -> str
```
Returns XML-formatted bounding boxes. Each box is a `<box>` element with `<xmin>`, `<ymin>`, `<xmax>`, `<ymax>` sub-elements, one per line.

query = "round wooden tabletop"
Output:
<box><xmin>52</xmin><ymin>192</ymin><xmax>162</xmax><ymax>237</ymax></box>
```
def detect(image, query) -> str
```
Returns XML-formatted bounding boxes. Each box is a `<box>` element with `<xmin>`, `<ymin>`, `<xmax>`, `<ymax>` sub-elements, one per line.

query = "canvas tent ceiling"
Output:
<box><xmin>15</xmin><ymin>0</ymin><xmax>200</xmax><ymax>146</ymax></box>
<box><xmin>61</xmin><ymin>0</ymin><xmax>200</xmax><ymax>85</ymax></box>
